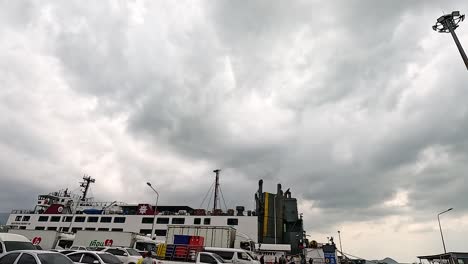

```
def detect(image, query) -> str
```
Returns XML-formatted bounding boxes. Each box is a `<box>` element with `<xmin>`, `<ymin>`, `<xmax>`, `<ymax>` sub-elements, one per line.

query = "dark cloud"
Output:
<box><xmin>1</xmin><ymin>0</ymin><xmax>468</xmax><ymax>261</ymax></box>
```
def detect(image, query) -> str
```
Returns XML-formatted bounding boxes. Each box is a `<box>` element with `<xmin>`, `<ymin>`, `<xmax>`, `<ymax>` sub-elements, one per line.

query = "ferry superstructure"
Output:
<box><xmin>6</xmin><ymin>175</ymin><xmax>258</xmax><ymax>247</ymax></box>
<box><xmin>6</xmin><ymin>174</ymin><xmax>306</xmax><ymax>254</ymax></box>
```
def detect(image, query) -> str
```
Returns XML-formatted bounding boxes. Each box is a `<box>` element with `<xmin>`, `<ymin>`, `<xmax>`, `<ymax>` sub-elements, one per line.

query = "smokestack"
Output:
<box><xmin>259</xmin><ymin>179</ymin><xmax>263</xmax><ymax>195</ymax></box>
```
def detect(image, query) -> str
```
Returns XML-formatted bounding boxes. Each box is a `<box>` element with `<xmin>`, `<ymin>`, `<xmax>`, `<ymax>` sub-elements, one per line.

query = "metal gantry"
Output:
<box><xmin>433</xmin><ymin>11</ymin><xmax>468</xmax><ymax>71</ymax></box>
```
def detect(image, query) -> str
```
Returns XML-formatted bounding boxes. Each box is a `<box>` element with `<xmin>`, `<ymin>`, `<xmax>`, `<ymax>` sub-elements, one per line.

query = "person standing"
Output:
<box><xmin>309</xmin><ymin>258</ymin><xmax>313</xmax><ymax>264</ymax></box>
<box><xmin>260</xmin><ymin>255</ymin><xmax>265</xmax><ymax>264</ymax></box>
<box><xmin>142</xmin><ymin>251</ymin><xmax>154</xmax><ymax>264</ymax></box>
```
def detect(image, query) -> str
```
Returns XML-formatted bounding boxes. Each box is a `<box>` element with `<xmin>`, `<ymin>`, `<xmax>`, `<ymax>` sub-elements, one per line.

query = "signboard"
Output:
<box><xmin>89</xmin><ymin>239</ymin><xmax>113</xmax><ymax>247</ymax></box>
<box><xmin>32</xmin><ymin>237</ymin><xmax>42</xmax><ymax>245</ymax></box>
<box><xmin>324</xmin><ymin>253</ymin><xmax>336</xmax><ymax>264</ymax></box>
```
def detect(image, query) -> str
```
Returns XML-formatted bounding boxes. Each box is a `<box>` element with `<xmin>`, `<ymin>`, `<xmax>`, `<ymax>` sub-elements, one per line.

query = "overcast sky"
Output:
<box><xmin>1</xmin><ymin>0</ymin><xmax>468</xmax><ymax>262</ymax></box>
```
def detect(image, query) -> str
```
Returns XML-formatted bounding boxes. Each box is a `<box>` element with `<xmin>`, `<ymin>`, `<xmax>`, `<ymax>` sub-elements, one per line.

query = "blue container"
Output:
<box><xmin>83</xmin><ymin>209</ymin><xmax>103</xmax><ymax>214</ymax></box>
<box><xmin>174</xmin><ymin>235</ymin><xmax>191</xmax><ymax>245</ymax></box>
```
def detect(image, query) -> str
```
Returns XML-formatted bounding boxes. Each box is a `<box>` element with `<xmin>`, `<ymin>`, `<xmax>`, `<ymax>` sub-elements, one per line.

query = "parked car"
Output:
<box><xmin>0</xmin><ymin>233</ymin><xmax>36</xmax><ymax>257</ymax></box>
<box><xmin>204</xmin><ymin>247</ymin><xmax>259</xmax><ymax>264</ymax></box>
<box><xmin>67</xmin><ymin>251</ymin><xmax>123</xmax><ymax>264</ymax></box>
<box><xmin>70</xmin><ymin>246</ymin><xmax>88</xmax><ymax>251</ymax></box>
<box><xmin>54</xmin><ymin>249</ymin><xmax>77</xmax><ymax>255</ymax></box>
<box><xmin>101</xmin><ymin>247</ymin><xmax>142</xmax><ymax>264</ymax></box>
<box><xmin>0</xmin><ymin>250</ymin><xmax>74</xmax><ymax>264</ymax></box>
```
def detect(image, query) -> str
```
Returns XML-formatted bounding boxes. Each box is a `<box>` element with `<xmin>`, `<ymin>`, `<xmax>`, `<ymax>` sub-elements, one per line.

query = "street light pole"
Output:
<box><xmin>433</xmin><ymin>11</ymin><xmax>468</xmax><ymax>71</ymax></box>
<box><xmin>437</xmin><ymin>208</ymin><xmax>453</xmax><ymax>254</ymax></box>
<box><xmin>338</xmin><ymin>231</ymin><xmax>344</xmax><ymax>264</ymax></box>
<box><xmin>147</xmin><ymin>182</ymin><xmax>159</xmax><ymax>239</ymax></box>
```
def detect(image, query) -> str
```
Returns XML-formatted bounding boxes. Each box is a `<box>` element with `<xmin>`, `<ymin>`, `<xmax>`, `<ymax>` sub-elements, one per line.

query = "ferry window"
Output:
<box><xmin>61</xmin><ymin>227</ymin><xmax>69</xmax><ymax>232</ymax></box>
<box><xmin>87</xmin><ymin>217</ymin><xmax>99</xmax><ymax>223</ymax></box>
<box><xmin>19</xmin><ymin>226</ymin><xmax>26</xmax><ymax>230</ymax></box>
<box><xmin>71</xmin><ymin>227</ymin><xmax>82</xmax><ymax>233</ymax></box>
<box><xmin>74</xmin><ymin>216</ymin><xmax>85</xmax><ymax>222</ymax></box>
<box><xmin>47</xmin><ymin>227</ymin><xmax>57</xmax><ymax>231</ymax></box>
<box><xmin>139</xmin><ymin>229</ymin><xmax>152</xmax><ymax>235</ymax></box>
<box><xmin>98</xmin><ymin>228</ymin><xmax>109</xmax><ymax>231</ymax></box>
<box><xmin>227</xmin><ymin>218</ymin><xmax>238</xmax><ymax>226</ymax></box>
<box><xmin>142</xmin><ymin>217</ymin><xmax>153</xmax><ymax>224</ymax></box>
<box><xmin>194</xmin><ymin>218</ymin><xmax>201</xmax><ymax>225</ymax></box>
<box><xmin>172</xmin><ymin>218</ymin><xmax>185</xmax><ymax>224</ymax></box>
<box><xmin>63</xmin><ymin>216</ymin><xmax>73</xmax><ymax>222</ymax></box>
<box><xmin>50</xmin><ymin>216</ymin><xmax>61</xmax><ymax>222</ymax></box>
<box><xmin>35</xmin><ymin>226</ymin><xmax>45</xmax><ymax>230</ymax></box>
<box><xmin>17</xmin><ymin>253</ymin><xmax>36</xmax><ymax>264</ymax></box>
<box><xmin>155</xmin><ymin>229</ymin><xmax>167</xmax><ymax>236</ymax></box>
<box><xmin>85</xmin><ymin>228</ymin><xmax>96</xmax><ymax>231</ymax></box>
<box><xmin>114</xmin><ymin>217</ymin><xmax>126</xmax><ymax>223</ymax></box>
<box><xmin>22</xmin><ymin>216</ymin><xmax>30</xmax><ymax>221</ymax></box>
<box><xmin>111</xmin><ymin>228</ymin><xmax>124</xmax><ymax>232</ymax></box>
<box><xmin>204</xmin><ymin>218</ymin><xmax>211</xmax><ymax>225</ymax></box>
<box><xmin>100</xmin><ymin>217</ymin><xmax>112</xmax><ymax>223</ymax></box>
<box><xmin>156</xmin><ymin>218</ymin><xmax>169</xmax><ymax>224</ymax></box>
<box><xmin>38</xmin><ymin>216</ymin><xmax>49</xmax><ymax>222</ymax></box>
<box><xmin>15</xmin><ymin>216</ymin><xmax>22</xmax><ymax>221</ymax></box>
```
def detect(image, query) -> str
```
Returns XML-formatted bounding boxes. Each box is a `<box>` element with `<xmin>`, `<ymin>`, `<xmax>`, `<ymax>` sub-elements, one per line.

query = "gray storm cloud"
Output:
<box><xmin>1</xmin><ymin>1</ymin><xmax>468</xmax><ymax>261</ymax></box>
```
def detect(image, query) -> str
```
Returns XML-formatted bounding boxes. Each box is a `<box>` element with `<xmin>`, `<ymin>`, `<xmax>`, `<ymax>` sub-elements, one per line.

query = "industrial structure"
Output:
<box><xmin>255</xmin><ymin>180</ymin><xmax>305</xmax><ymax>255</ymax></box>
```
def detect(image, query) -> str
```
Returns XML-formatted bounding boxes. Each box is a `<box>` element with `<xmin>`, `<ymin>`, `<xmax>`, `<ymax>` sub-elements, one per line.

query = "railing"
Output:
<box><xmin>10</xmin><ymin>209</ymin><xmax>35</xmax><ymax>214</ymax></box>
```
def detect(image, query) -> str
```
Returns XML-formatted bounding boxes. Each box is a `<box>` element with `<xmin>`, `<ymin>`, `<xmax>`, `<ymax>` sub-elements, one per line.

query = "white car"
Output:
<box><xmin>101</xmin><ymin>247</ymin><xmax>142</xmax><ymax>264</ymax></box>
<box><xmin>67</xmin><ymin>251</ymin><xmax>122</xmax><ymax>264</ymax></box>
<box><xmin>70</xmin><ymin>246</ymin><xmax>88</xmax><ymax>251</ymax></box>
<box><xmin>0</xmin><ymin>250</ymin><xmax>74</xmax><ymax>264</ymax></box>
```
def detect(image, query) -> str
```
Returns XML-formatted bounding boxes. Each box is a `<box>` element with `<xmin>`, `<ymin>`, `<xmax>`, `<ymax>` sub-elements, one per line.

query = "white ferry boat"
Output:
<box><xmin>6</xmin><ymin>174</ymin><xmax>258</xmax><ymax>248</ymax></box>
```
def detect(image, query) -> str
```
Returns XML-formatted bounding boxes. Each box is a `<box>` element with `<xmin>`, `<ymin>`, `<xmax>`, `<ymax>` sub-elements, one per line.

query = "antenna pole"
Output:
<box><xmin>80</xmin><ymin>175</ymin><xmax>96</xmax><ymax>201</ymax></box>
<box><xmin>213</xmin><ymin>169</ymin><xmax>220</xmax><ymax>212</ymax></box>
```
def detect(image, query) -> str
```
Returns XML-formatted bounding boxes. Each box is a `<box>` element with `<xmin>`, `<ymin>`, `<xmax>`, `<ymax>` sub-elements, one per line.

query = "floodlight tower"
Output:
<box><xmin>433</xmin><ymin>11</ymin><xmax>468</xmax><ymax>70</ymax></box>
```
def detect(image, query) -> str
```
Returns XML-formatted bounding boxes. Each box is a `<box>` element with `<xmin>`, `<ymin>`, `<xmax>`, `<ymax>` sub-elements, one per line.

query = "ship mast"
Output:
<box><xmin>213</xmin><ymin>169</ymin><xmax>220</xmax><ymax>212</ymax></box>
<box><xmin>80</xmin><ymin>175</ymin><xmax>95</xmax><ymax>201</ymax></box>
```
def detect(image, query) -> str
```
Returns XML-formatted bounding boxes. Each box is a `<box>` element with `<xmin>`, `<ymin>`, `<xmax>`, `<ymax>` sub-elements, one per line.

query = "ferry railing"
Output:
<box><xmin>10</xmin><ymin>209</ymin><xmax>35</xmax><ymax>214</ymax></box>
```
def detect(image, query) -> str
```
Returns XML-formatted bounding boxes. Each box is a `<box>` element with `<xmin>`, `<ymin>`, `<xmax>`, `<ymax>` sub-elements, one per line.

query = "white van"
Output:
<box><xmin>204</xmin><ymin>247</ymin><xmax>259</xmax><ymax>264</ymax></box>
<box><xmin>0</xmin><ymin>233</ymin><xmax>36</xmax><ymax>257</ymax></box>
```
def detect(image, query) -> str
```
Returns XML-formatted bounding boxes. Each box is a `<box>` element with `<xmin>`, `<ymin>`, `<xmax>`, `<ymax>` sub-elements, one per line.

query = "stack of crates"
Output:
<box><xmin>159</xmin><ymin>235</ymin><xmax>205</xmax><ymax>261</ymax></box>
<box><xmin>188</xmin><ymin>236</ymin><xmax>205</xmax><ymax>261</ymax></box>
<box><xmin>189</xmin><ymin>236</ymin><xmax>204</xmax><ymax>247</ymax></box>
<box><xmin>173</xmin><ymin>235</ymin><xmax>191</xmax><ymax>260</ymax></box>
<box><xmin>156</xmin><ymin>244</ymin><xmax>167</xmax><ymax>259</ymax></box>
<box><xmin>164</xmin><ymin>244</ymin><xmax>176</xmax><ymax>260</ymax></box>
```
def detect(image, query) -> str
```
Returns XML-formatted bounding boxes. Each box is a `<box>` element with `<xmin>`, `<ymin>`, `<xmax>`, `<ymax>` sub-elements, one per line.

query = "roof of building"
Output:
<box><xmin>418</xmin><ymin>252</ymin><xmax>468</xmax><ymax>260</ymax></box>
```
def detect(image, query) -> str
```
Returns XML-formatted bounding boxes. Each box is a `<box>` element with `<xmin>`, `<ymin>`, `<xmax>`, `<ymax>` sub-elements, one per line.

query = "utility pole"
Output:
<box><xmin>213</xmin><ymin>169</ymin><xmax>220</xmax><ymax>212</ymax></box>
<box><xmin>433</xmin><ymin>11</ymin><xmax>468</xmax><ymax>71</ymax></box>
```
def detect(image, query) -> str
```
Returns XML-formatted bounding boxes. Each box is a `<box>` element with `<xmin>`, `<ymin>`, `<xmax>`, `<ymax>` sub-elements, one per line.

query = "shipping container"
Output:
<box><xmin>166</xmin><ymin>225</ymin><xmax>236</xmax><ymax>248</ymax></box>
